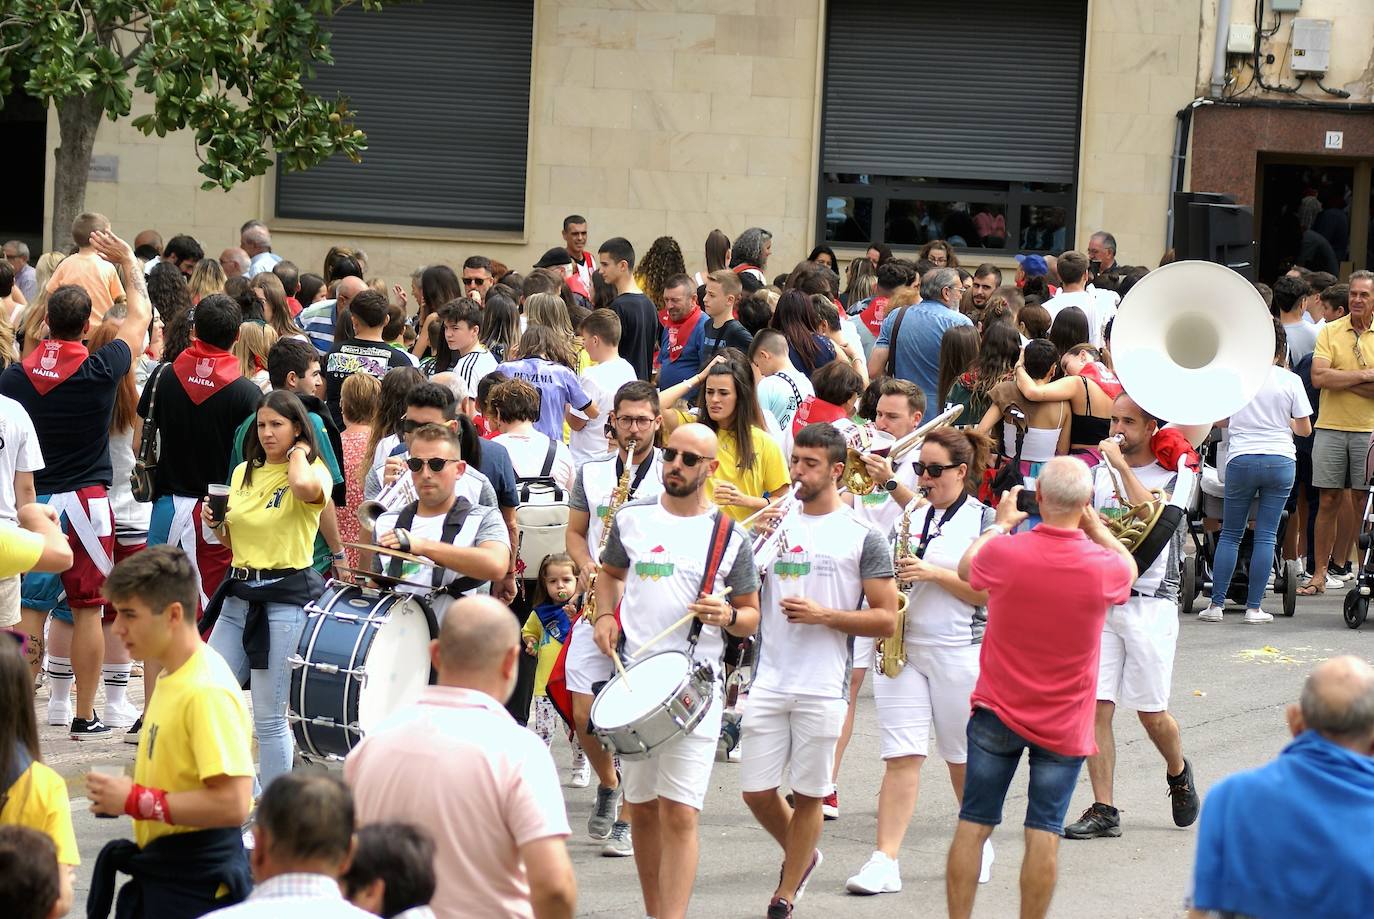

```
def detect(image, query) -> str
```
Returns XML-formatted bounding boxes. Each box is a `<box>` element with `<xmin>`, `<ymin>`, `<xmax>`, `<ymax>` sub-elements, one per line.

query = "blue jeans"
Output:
<box><xmin>959</xmin><ymin>708</ymin><xmax>1084</xmax><ymax>834</ymax></box>
<box><xmin>1211</xmin><ymin>454</ymin><xmax>1296</xmax><ymax>610</ymax></box>
<box><xmin>207</xmin><ymin>584</ymin><xmax>307</xmax><ymax>789</ymax></box>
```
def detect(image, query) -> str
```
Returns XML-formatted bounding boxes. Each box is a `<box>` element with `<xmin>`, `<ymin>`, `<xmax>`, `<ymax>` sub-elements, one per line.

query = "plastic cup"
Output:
<box><xmin>206</xmin><ymin>483</ymin><xmax>230</xmax><ymax>524</ymax></box>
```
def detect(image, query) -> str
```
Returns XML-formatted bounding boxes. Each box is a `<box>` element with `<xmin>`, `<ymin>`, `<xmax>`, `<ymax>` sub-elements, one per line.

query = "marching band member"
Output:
<box><xmin>833</xmin><ymin>377</ymin><xmax>927</xmax><ymax>818</ymax></box>
<box><xmin>593</xmin><ymin>423</ymin><xmax>760</xmax><ymax>919</ymax></box>
<box><xmin>564</xmin><ymin>381</ymin><xmax>664</xmax><ymax>855</ymax></box>
<box><xmin>1063</xmin><ymin>392</ymin><xmax>1201</xmax><ymax>840</ymax></box>
<box><xmin>743</xmin><ymin>423</ymin><xmax>897</xmax><ymax>919</ymax></box>
<box><xmin>371</xmin><ymin>423</ymin><xmax>511</xmax><ymax>622</ymax></box>
<box><xmin>847</xmin><ymin>427</ymin><xmax>998</xmax><ymax>896</ymax></box>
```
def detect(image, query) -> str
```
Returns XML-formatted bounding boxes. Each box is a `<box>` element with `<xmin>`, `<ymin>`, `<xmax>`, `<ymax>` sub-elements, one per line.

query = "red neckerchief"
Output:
<box><xmin>567</xmin><ymin>273</ymin><xmax>591</xmax><ymax>301</ymax></box>
<box><xmin>172</xmin><ymin>340</ymin><xmax>241</xmax><ymax>405</ymax></box>
<box><xmin>1151</xmin><ymin>428</ymin><xmax>1201</xmax><ymax>473</ymax></box>
<box><xmin>660</xmin><ymin>305</ymin><xmax>704</xmax><ymax>364</ymax></box>
<box><xmin>732</xmin><ymin>263</ymin><xmax>760</xmax><ymax>275</ymax></box>
<box><xmin>286</xmin><ymin>295</ymin><xmax>303</xmax><ymax>318</ymax></box>
<box><xmin>860</xmin><ymin>295</ymin><xmax>889</xmax><ymax>336</ymax></box>
<box><xmin>791</xmin><ymin>396</ymin><xmax>849</xmax><ymax>436</ymax></box>
<box><xmin>23</xmin><ymin>339</ymin><xmax>89</xmax><ymax>395</ymax></box>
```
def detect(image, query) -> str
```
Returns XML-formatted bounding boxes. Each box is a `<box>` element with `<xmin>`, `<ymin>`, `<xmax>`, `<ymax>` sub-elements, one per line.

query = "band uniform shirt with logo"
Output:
<box><xmin>903</xmin><ymin>496</ymin><xmax>993</xmax><ymax>647</ymax></box>
<box><xmin>755</xmin><ymin>508</ymin><xmax>892</xmax><ymax>700</ymax></box>
<box><xmin>600</xmin><ymin>498</ymin><xmax>760</xmax><ymax>663</ymax></box>
<box><xmin>133</xmin><ymin>644</ymin><xmax>254</xmax><ymax>847</ymax></box>
<box><xmin>849</xmin><ymin>455</ymin><xmax>920</xmax><ymax>537</ymax></box>
<box><xmin>569</xmin><ymin>451</ymin><xmax>665</xmax><ymax>564</ymax></box>
<box><xmin>373</xmin><ymin>502</ymin><xmax>510</xmax><ymax>620</ymax></box>
<box><xmin>1093</xmin><ymin>461</ymin><xmax>1178</xmax><ymax>598</ymax></box>
<box><xmin>223</xmin><ymin>457</ymin><xmax>333</xmax><ymax>571</ymax></box>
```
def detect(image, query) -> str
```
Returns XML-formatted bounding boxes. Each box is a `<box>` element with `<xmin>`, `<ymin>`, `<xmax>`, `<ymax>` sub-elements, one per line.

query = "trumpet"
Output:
<box><xmin>583</xmin><ymin>440</ymin><xmax>636</xmax><ymax>623</ymax></box>
<box><xmin>877</xmin><ymin>487</ymin><xmax>928</xmax><ymax>678</ymax></box>
<box><xmin>844</xmin><ymin>404</ymin><xmax>965</xmax><ymax>495</ymax></box>
<box><xmin>749</xmin><ymin>481</ymin><xmax>802</xmax><ymax>576</ymax></box>
<box><xmin>357</xmin><ymin>467</ymin><xmax>419</xmax><ymax>532</ymax></box>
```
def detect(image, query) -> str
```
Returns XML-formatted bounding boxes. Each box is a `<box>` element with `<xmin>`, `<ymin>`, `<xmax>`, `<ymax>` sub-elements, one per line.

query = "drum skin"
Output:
<box><xmin>589</xmin><ymin>651</ymin><xmax>715</xmax><ymax>760</ymax></box>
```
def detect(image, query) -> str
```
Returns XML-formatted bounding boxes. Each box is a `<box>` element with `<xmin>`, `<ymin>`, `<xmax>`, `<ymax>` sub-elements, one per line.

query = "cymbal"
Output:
<box><xmin>341</xmin><ymin>541</ymin><xmax>433</xmax><ymax>567</ymax></box>
<box><xmin>335</xmin><ymin>566</ymin><xmax>434</xmax><ymax>592</ymax></box>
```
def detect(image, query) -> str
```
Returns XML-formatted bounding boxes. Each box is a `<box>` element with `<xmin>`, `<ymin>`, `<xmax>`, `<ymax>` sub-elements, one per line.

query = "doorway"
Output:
<box><xmin>1257</xmin><ymin>156</ymin><xmax>1372</xmax><ymax>285</ymax></box>
<box><xmin>0</xmin><ymin>89</ymin><xmax>47</xmax><ymax>256</ymax></box>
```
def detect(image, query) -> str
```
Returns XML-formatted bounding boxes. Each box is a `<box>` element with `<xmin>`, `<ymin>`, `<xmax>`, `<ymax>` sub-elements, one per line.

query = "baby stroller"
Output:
<box><xmin>1341</xmin><ymin>434</ymin><xmax>1374</xmax><ymax>629</ymax></box>
<box><xmin>1178</xmin><ymin>433</ymin><xmax>1299</xmax><ymax>617</ymax></box>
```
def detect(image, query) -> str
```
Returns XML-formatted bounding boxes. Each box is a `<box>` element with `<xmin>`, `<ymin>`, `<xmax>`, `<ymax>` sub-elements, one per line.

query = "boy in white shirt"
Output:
<box><xmin>569</xmin><ymin>309</ymin><xmax>637</xmax><ymax>465</ymax></box>
<box><xmin>749</xmin><ymin>329</ymin><xmax>814</xmax><ymax>434</ymax></box>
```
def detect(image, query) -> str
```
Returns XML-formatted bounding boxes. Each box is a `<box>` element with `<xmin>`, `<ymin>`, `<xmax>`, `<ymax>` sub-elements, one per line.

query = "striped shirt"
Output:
<box><xmin>299</xmin><ymin>299</ymin><xmax>337</xmax><ymax>354</ymax></box>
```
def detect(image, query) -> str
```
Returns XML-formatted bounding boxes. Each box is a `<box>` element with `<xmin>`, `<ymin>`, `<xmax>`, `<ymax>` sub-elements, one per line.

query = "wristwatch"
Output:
<box><xmin>883</xmin><ymin>478</ymin><xmax>899</xmax><ymax>493</ymax></box>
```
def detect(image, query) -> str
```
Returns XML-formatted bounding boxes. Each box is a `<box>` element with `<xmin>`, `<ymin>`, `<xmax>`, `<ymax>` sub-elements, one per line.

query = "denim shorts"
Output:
<box><xmin>958</xmin><ymin>707</ymin><xmax>1085</xmax><ymax>834</ymax></box>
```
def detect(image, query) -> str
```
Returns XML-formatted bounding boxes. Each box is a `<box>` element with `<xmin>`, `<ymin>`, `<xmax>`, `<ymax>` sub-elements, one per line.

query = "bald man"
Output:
<box><xmin>345</xmin><ymin>596</ymin><xmax>575</xmax><ymax>919</ymax></box>
<box><xmin>1189</xmin><ymin>656</ymin><xmax>1374</xmax><ymax>918</ymax></box>
<box><xmin>594</xmin><ymin>423</ymin><xmax>762</xmax><ymax>919</ymax></box>
<box><xmin>301</xmin><ymin>274</ymin><xmax>368</xmax><ymax>355</ymax></box>
<box><xmin>218</xmin><ymin>247</ymin><xmax>250</xmax><ymax>279</ymax></box>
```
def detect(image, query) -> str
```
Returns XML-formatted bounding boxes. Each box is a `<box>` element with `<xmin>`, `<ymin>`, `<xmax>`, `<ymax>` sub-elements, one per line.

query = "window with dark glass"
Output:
<box><xmin>819</xmin><ymin>0</ymin><xmax>1087</xmax><ymax>255</ymax></box>
<box><xmin>276</xmin><ymin>0</ymin><xmax>532</xmax><ymax>233</ymax></box>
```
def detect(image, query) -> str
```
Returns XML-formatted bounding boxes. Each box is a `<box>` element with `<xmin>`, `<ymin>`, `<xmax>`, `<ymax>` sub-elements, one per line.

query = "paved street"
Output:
<box><xmin>54</xmin><ymin>589</ymin><xmax>1370</xmax><ymax>918</ymax></box>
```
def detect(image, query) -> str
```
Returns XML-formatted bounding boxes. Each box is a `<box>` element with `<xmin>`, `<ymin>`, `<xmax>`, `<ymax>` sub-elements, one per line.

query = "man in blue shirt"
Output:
<box><xmin>868</xmin><ymin>266</ymin><xmax>972</xmax><ymax>404</ymax></box>
<box><xmin>1188</xmin><ymin>655</ymin><xmax>1374</xmax><ymax>919</ymax></box>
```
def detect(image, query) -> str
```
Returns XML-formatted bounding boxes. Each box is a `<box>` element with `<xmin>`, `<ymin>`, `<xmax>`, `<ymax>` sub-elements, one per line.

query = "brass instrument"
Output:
<box><xmin>844</xmin><ymin>405</ymin><xmax>965</xmax><ymax>495</ymax></box>
<box><xmin>583</xmin><ymin>441</ymin><xmax>636</xmax><ymax>622</ymax></box>
<box><xmin>877</xmin><ymin>488</ymin><xmax>926</xmax><ymax>679</ymax></box>
<box><xmin>750</xmin><ymin>481</ymin><xmax>802</xmax><ymax>576</ymax></box>
<box><xmin>357</xmin><ymin>468</ymin><xmax>419</xmax><ymax>532</ymax></box>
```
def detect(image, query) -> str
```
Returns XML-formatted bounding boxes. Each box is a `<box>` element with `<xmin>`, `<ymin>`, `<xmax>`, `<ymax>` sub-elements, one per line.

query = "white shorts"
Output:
<box><xmin>0</xmin><ymin>575</ymin><xmax>19</xmax><ymax>628</ymax></box>
<box><xmin>853</xmin><ymin>636</ymin><xmax>875</xmax><ymax>671</ymax></box>
<box><xmin>873</xmin><ymin>643</ymin><xmax>980</xmax><ymax>763</ymax></box>
<box><xmin>739</xmin><ymin>688</ymin><xmax>847</xmax><ymax>797</ymax></box>
<box><xmin>564</xmin><ymin>616</ymin><xmax>613</xmax><ymax>695</ymax></box>
<box><xmin>1097</xmin><ymin>595</ymin><xmax>1178</xmax><ymax>712</ymax></box>
<box><xmin>620</xmin><ymin>692</ymin><xmax>722</xmax><ymax>811</ymax></box>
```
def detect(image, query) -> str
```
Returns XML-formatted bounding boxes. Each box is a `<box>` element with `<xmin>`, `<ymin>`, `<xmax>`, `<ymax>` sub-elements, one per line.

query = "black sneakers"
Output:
<box><xmin>1063</xmin><ymin>802</ymin><xmax>1121</xmax><ymax>838</ymax></box>
<box><xmin>1167</xmin><ymin>758</ymin><xmax>1200</xmax><ymax>827</ymax></box>
<box><xmin>766</xmin><ymin>897</ymin><xmax>794</xmax><ymax>918</ymax></box>
<box><xmin>70</xmin><ymin>715</ymin><xmax>112</xmax><ymax>740</ymax></box>
<box><xmin>124</xmin><ymin>716</ymin><xmax>142</xmax><ymax>745</ymax></box>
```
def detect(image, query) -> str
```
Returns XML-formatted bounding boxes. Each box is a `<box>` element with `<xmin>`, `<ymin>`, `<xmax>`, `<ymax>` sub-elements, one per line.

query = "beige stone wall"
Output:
<box><xmin>46</xmin><ymin>0</ymin><xmax>1213</xmax><ymax>289</ymax></box>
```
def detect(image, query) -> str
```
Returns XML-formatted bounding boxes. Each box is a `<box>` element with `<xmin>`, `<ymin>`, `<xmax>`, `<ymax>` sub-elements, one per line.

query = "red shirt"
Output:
<box><xmin>967</xmin><ymin>525</ymin><xmax>1133</xmax><ymax>756</ymax></box>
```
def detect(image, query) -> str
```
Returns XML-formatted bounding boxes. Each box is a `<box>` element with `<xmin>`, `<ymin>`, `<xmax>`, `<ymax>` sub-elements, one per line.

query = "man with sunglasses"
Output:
<box><xmin>743</xmin><ymin>423</ymin><xmax>897</xmax><ymax>919</ymax></box>
<box><xmin>462</xmin><ymin>255</ymin><xmax>495</xmax><ymax>301</ymax></box>
<box><xmin>564</xmin><ymin>381</ymin><xmax>665</xmax><ymax>854</ymax></box>
<box><xmin>594</xmin><ymin>422</ymin><xmax>760</xmax><ymax>919</ymax></box>
<box><xmin>371</xmin><ymin>424</ymin><xmax>510</xmax><ymax>623</ymax></box>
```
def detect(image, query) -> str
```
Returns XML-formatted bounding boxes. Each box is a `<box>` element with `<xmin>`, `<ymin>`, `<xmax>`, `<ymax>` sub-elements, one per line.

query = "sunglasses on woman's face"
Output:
<box><xmin>661</xmin><ymin>448</ymin><xmax>714</xmax><ymax>468</ymax></box>
<box><xmin>405</xmin><ymin>457</ymin><xmax>460</xmax><ymax>473</ymax></box>
<box><xmin>913</xmin><ymin>461</ymin><xmax>961</xmax><ymax>478</ymax></box>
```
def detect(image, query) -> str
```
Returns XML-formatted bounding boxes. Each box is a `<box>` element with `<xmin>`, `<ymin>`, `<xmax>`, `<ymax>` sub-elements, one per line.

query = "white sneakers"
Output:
<box><xmin>104</xmin><ymin>698</ymin><xmax>141</xmax><ymax>729</ymax></box>
<box><xmin>569</xmin><ymin>749</ymin><xmax>591</xmax><ymax>788</ymax></box>
<box><xmin>979</xmin><ymin>839</ymin><xmax>995</xmax><ymax>884</ymax></box>
<box><xmin>1243</xmin><ymin>609</ymin><xmax>1274</xmax><ymax>624</ymax></box>
<box><xmin>1197</xmin><ymin>606</ymin><xmax>1224</xmax><ymax>622</ymax></box>
<box><xmin>46</xmin><ymin>696</ymin><xmax>71</xmax><ymax>727</ymax></box>
<box><xmin>846</xmin><ymin>851</ymin><xmax>901</xmax><ymax>895</ymax></box>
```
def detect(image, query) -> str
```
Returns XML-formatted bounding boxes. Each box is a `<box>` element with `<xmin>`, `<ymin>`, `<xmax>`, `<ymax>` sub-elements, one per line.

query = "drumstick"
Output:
<box><xmin>631</xmin><ymin>587</ymin><xmax>734</xmax><ymax>661</ymax></box>
<box><xmin>612</xmin><ymin>651</ymin><xmax>631</xmax><ymax>690</ymax></box>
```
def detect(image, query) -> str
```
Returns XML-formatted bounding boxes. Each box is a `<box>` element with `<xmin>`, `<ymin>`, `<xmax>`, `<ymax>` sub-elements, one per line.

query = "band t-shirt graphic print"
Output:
<box><xmin>600</xmin><ymin>499</ymin><xmax>759</xmax><ymax>663</ymax></box>
<box><xmin>569</xmin><ymin>452</ymin><xmax>665</xmax><ymax>565</ymax></box>
<box><xmin>1093</xmin><ymin>461</ymin><xmax>1177</xmax><ymax>597</ymax></box>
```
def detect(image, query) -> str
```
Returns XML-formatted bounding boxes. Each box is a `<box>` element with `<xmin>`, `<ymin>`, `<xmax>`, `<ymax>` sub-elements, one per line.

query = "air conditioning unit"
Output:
<box><xmin>1290</xmin><ymin>19</ymin><xmax>1332</xmax><ymax>75</ymax></box>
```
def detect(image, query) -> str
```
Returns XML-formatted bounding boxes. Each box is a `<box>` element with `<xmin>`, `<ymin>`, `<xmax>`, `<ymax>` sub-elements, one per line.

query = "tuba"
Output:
<box><xmin>357</xmin><ymin>469</ymin><xmax>419</xmax><ymax>533</ymax></box>
<box><xmin>1104</xmin><ymin>260</ymin><xmax>1275</xmax><ymax>569</ymax></box>
<box><xmin>582</xmin><ymin>442</ymin><xmax>636</xmax><ymax>623</ymax></box>
<box><xmin>877</xmin><ymin>491</ymin><xmax>924</xmax><ymax>679</ymax></box>
<box><xmin>844</xmin><ymin>405</ymin><xmax>965</xmax><ymax>495</ymax></box>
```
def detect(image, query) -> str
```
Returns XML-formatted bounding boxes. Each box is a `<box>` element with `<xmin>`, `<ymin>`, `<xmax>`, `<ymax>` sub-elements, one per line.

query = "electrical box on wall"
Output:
<box><xmin>1271</xmin><ymin>0</ymin><xmax>1303</xmax><ymax>12</ymax></box>
<box><xmin>1227</xmin><ymin>23</ymin><xmax>1256</xmax><ymax>54</ymax></box>
<box><xmin>1290</xmin><ymin>18</ymin><xmax>1332</xmax><ymax>74</ymax></box>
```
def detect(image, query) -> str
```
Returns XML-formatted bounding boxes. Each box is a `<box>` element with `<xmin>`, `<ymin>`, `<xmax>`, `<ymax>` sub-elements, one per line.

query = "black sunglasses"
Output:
<box><xmin>661</xmin><ymin>448</ymin><xmax>715</xmax><ymax>468</ymax></box>
<box><xmin>405</xmin><ymin>457</ymin><xmax>460</xmax><ymax>473</ymax></box>
<box><xmin>913</xmin><ymin>461</ymin><xmax>962</xmax><ymax>478</ymax></box>
<box><xmin>462</xmin><ymin>277</ymin><xmax>485</xmax><ymax>286</ymax></box>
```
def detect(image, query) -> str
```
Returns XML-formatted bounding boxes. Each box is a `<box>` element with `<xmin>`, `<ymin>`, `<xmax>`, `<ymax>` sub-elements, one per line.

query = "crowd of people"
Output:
<box><xmin>0</xmin><ymin>213</ymin><xmax>1371</xmax><ymax>919</ymax></box>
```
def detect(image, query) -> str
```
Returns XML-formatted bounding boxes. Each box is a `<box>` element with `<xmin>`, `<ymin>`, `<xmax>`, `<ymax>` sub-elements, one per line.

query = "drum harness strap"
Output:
<box><xmin>684</xmin><ymin>510</ymin><xmax>736</xmax><ymax>651</ymax></box>
<box><xmin>386</xmin><ymin>497</ymin><xmax>487</xmax><ymax>598</ymax></box>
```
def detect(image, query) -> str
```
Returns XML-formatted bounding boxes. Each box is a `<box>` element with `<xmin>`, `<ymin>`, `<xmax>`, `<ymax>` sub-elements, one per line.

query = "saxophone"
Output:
<box><xmin>877</xmin><ymin>491</ymin><xmax>922</xmax><ymax>679</ymax></box>
<box><xmin>582</xmin><ymin>441</ymin><xmax>636</xmax><ymax>622</ymax></box>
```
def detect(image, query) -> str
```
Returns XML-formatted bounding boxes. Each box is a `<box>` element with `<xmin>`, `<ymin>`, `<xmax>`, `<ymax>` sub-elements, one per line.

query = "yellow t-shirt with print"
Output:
<box><xmin>0</xmin><ymin>525</ymin><xmax>42</xmax><ymax>578</ymax></box>
<box><xmin>1</xmin><ymin>760</ymin><xmax>79</xmax><ymax>864</ymax></box>
<box><xmin>709</xmin><ymin>426</ymin><xmax>791</xmax><ymax>524</ymax></box>
<box><xmin>224</xmin><ymin>458</ymin><xmax>333</xmax><ymax>570</ymax></box>
<box><xmin>133</xmin><ymin>644</ymin><xmax>254</xmax><ymax>848</ymax></box>
<box><xmin>1313</xmin><ymin>315</ymin><xmax>1374</xmax><ymax>432</ymax></box>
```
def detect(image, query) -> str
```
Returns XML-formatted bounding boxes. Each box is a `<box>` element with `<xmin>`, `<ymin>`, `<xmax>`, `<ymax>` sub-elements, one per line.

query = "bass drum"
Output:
<box><xmin>288</xmin><ymin>581</ymin><xmax>437</xmax><ymax>761</ymax></box>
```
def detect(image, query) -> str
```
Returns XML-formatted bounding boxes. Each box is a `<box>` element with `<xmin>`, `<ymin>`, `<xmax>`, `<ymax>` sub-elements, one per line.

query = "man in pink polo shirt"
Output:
<box><xmin>344</xmin><ymin>596</ymin><xmax>576</xmax><ymax>919</ymax></box>
<box><xmin>945</xmin><ymin>458</ymin><xmax>1136</xmax><ymax>919</ymax></box>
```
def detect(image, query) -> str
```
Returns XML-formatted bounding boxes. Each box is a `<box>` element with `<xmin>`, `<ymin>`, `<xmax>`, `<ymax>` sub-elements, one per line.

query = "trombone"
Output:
<box><xmin>843</xmin><ymin>404</ymin><xmax>965</xmax><ymax>495</ymax></box>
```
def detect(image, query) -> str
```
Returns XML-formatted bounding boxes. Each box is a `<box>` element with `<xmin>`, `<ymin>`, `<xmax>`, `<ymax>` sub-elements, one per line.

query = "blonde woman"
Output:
<box><xmin>188</xmin><ymin>258</ymin><xmax>226</xmax><ymax>304</ymax></box>
<box><xmin>18</xmin><ymin>252</ymin><xmax>66</xmax><ymax>358</ymax></box>
<box><xmin>233</xmin><ymin>321</ymin><xmax>279</xmax><ymax>392</ymax></box>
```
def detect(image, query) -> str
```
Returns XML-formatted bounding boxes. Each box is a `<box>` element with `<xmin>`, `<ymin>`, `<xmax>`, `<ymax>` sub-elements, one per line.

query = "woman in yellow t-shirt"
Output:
<box><xmin>1</xmin><ymin>641</ymin><xmax>76</xmax><ymax>916</ymax></box>
<box><xmin>203</xmin><ymin>389</ymin><xmax>331</xmax><ymax>787</ymax></box>
<box><xmin>695</xmin><ymin>357</ymin><xmax>790</xmax><ymax>523</ymax></box>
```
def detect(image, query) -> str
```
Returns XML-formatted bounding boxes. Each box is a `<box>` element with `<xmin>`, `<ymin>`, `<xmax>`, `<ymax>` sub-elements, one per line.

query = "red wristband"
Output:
<box><xmin>124</xmin><ymin>783</ymin><xmax>173</xmax><ymax>824</ymax></box>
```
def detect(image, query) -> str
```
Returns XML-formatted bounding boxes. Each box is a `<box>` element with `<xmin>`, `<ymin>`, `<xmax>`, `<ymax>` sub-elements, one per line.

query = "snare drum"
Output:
<box><xmin>288</xmin><ymin>581</ymin><xmax>437</xmax><ymax>761</ymax></box>
<box><xmin>589</xmin><ymin>651</ymin><xmax>716</xmax><ymax>760</ymax></box>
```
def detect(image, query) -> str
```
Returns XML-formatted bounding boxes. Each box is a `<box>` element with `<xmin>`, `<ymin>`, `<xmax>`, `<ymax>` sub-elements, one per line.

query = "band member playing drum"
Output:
<box><xmin>743</xmin><ymin>423</ymin><xmax>897</xmax><ymax>918</ymax></box>
<box><xmin>372</xmin><ymin>424</ymin><xmax>510</xmax><ymax>622</ymax></box>
<box><xmin>847</xmin><ymin>427</ymin><xmax>998</xmax><ymax>896</ymax></box>
<box><xmin>593</xmin><ymin>423</ymin><xmax>760</xmax><ymax>919</ymax></box>
<box><xmin>565</xmin><ymin>381</ymin><xmax>664</xmax><ymax>854</ymax></box>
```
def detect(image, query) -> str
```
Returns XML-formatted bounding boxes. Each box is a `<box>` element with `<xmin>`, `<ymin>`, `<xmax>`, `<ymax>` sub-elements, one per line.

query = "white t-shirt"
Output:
<box><xmin>1226</xmin><ymin>365</ymin><xmax>1312</xmax><ymax>462</ymax></box>
<box><xmin>569</xmin><ymin>357</ymin><xmax>637</xmax><ymax>466</ymax></box>
<box><xmin>373</xmin><ymin>502</ymin><xmax>509</xmax><ymax>620</ymax></box>
<box><xmin>849</xmin><ymin>456</ymin><xmax>919</xmax><ymax>538</ymax></box>
<box><xmin>1044</xmin><ymin>288</ymin><xmax>1113</xmax><ymax>346</ymax></box>
<box><xmin>1094</xmin><ymin>460</ymin><xmax>1177</xmax><ymax>596</ymax></box>
<box><xmin>451</xmin><ymin>347</ymin><xmax>499</xmax><ymax>395</ymax></box>
<box><xmin>0</xmin><ymin>395</ymin><xmax>44</xmax><ymax>523</ymax></box>
<box><xmin>757</xmin><ymin>367</ymin><xmax>813</xmax><ymax>434</ymax></box>
<box><xmin>601</xmin><ymin>499</ymin><xmax>760</xmax><ymax>665</ymax></box>
<box><xmin>569</xmin><ymin>451</ymin><xmax>665</xmax><ymax>563</ymax></box>
<box><xmin>902</xmin><ymin>496</ymin><xmax>990</xmax><ymax>647</ymax></box>
<box><xmin>755</xmin><ymin>508</ymin><xmax>892</xmax><ymax>699</ymax></box>
<box><xmin>495</xmin><ymin>429</ymin><xmax>575</xmax><ymax>493</ymax></box>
